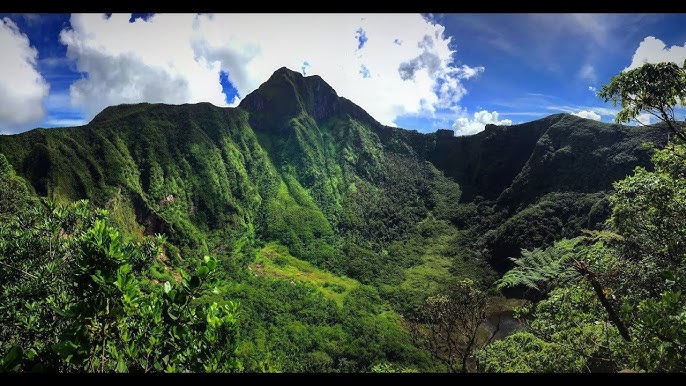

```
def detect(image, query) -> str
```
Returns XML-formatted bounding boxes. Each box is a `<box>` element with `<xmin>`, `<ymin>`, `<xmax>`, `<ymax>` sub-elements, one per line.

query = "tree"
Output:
<box><xmin>608</xmin><ymin>144</ymin><xmax>686</xmax><ymax>371</ymax></box>
<box><xmin>481</xmin><ymin>60</ymin><xmax>686</xmax><ymax>373</ymax></box>
<box><xmin>487</xmin><ymin>144</ymin><xmax>686</xmax><ymax>372</ymax></box>
<box><xmin>0</xmin><ymin>199</ymin><xmax>241</xmax><ymax>372</ymax></box>
<box><xmin>598</xmin><ymin>61</ymin><xmax>686</xmax><ymax>143</ymax></box>
<box><xmin>497</xmin><ymin>237</ymin><xmax>630</xmax><ymax>342</ymax></box>
<box><xmin>403</xmin><ymin>279</ymin><xmax>496</xmax><ymax>372</ymax></box>
<box><xmin>596</xmin><ymin>62</ymin><xmax>686</xmax><ymax>370</ymax></box>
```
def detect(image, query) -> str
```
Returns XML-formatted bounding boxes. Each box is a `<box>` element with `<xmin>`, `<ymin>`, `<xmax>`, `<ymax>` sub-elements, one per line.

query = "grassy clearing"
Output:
<box><xmin>399</xmin><ymin>231</ymin><xmax>457</xmax><ymax>299</ymax></box>
<box><xmin>250</xmin><ymin>242</ymin><xmax>358</xmax><ymax>306</ymax></box>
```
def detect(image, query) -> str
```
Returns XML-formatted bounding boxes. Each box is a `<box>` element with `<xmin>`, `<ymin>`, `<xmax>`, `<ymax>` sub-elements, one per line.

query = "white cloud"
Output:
<box><xmin>633</xmin><ymin>112</ymin><xmax>653</xmax><ymax>126</ymax></box>
<box><xmin>0</xmin><ymin>17</ymin><xmax>49</xmax><ymax>131</ymax></box>
<box><xmin>627</xmin><ymin>36</ymin><xmax>686</xmax><ymax>70</ymax></box>
<box><xmin>573</xmin><ymin>109</ymin><xmax>601</xmax><ymax>121</ymax></box>
<box><xmin>60</xmin><ymin>14</ymin><xmax>226</xmax><ymax>119</ymax></box>
<box><xmin>588</xmin><ymin>86</ymin><xmax>596</xmax><ymax>93</ymax></box>
<box><xmin>452</xmin><ymin>110</ymin><xmax>512</xmax><ymax>136</ymax></box>
<box><xmin>59</xmin><ymin>13</ymin><xmax>483</xmax><ymax>126</ymax></box>
<box><xmin>577</xmin><ymin>63</ymin><xmax>596</xmax><ymax>82</ymax></box>
<box><xmin>588</xmin><ymin>106</ymin><xmax>619</xmax><ymax>117</ymax></box>
<box><xmin>546</xmin><ymin>104</ymin><xmax>618</xmax><ymax>119</ymax></box>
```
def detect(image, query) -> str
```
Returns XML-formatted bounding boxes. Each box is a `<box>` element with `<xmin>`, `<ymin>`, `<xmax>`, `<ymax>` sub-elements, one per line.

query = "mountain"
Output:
<box><xmin>0</xmin><ymin>66</ymin><xmax>676</xmax><ymax>372</ymax></box>
<box><xmin>0</xmin><ymin>67</ymin><xmax>669</xmax><ymax>274</ymax></box>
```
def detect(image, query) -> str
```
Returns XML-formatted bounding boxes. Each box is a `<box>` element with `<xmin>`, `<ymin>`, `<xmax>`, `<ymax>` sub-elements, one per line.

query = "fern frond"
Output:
<box><xmin>496</xmin><ymin>238</ymin><xmax>581</xmax><ymax>292</ymax></box>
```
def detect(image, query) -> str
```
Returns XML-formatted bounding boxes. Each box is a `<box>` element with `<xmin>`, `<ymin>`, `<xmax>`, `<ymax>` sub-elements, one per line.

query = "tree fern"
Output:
<box><xmin>496</xmin><ymin>235</ymin><xmax>631</xmax><ymax>342</ymax></box>
<box><xmin>496</xmin><ymin>238</ymin><xmax>581</xmax><ymax>292</ymax></box>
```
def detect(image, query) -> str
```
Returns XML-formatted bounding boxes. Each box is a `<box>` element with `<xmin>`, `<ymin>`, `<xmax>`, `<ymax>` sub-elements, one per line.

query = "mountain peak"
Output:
<box><xmin>268</xmin><ymin>66</ymin><xmax>329</xmax><ymax>87</ymax></box>
<box><xmin>239</xmin><ymin>66</ymin><xmax>342</xmax><ymax>125</ymax></box>
<box><xmin>271</xmin><ymin>66</ymin><xmax>300</xmax><ymax>78</ymax></box>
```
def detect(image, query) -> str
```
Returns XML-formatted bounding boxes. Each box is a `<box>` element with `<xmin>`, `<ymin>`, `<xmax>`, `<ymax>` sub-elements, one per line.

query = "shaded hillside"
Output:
<box><xmin>358</xmin><ymin>111</ymin><xmax>669</xmax><ymax>272</ymax></box>
<box><xmin>464</xmin><ymin>115</ymin><xmax>669</xmax><ymax>271</ymax></box>
<box><xmin>496</xmin><ymin>114</ymin><xmax>669</xmax><ymax>211</ymax></box>
<box><xmin>391</xmin><ymin>113</ymin><xmax>668</xmax><ymax>206</ymax></box>
<box><xmin>360</xmin><ymin>110</ymin><xmax>667</xmax><ymax>212</ymax></box>
<box><xmin>426</xmin><ymin>114</ymin><xmax>564</xmax><ymax>202</ymax></box>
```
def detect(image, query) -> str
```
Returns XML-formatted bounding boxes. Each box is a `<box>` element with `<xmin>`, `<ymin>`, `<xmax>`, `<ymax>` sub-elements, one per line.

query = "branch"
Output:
<box><xmin>485</xmin><ymin>313</ymin><xmax>502</xmax><ymax>347</ymax></box>
<box><xmin>572</xmin><ymin>260</ymin><xmax>631</xmax><ymax>342</ymax></box>
<box><xmin>657</xmin><ymin>106</ymin><xmax>686</xmax><ymax>143</ymax></box>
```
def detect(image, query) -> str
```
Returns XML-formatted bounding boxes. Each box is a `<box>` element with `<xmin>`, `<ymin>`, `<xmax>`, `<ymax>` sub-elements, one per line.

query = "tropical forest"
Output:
<box><xmin>1</xmin><ymin>60</ymin><xmax>686</xmax><ymax>373</ymax></box>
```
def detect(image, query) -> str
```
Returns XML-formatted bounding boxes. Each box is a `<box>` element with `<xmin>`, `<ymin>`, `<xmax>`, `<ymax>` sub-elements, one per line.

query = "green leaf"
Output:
<box><xmin>25</xmin><ymin>348</ymin><xmax>37</xmax><ymax>361</ymax></box>
<box><xmin>52</xmin><ymin>340</ymin><xmax>78</xmax><ymax>359</ymax></box>
<box><xmin>168</xmin><ymin>307</ymin><xmax>180</xmax><ymax>321</ymax></box>
<box><xmin>116</xmin><ymin>358</ymin><xmax>128</xmax><ymax>372</ymax></box>
<box><xmin>197</xmin><ymin>266</ymin><xmax>209</xmax><ymax>277</ymax></box>
<box><xmin>171</xmin><ymin>326</ymin><xmax>181</xmax><ymax>340</ymax></box>
<box><xmin>163</xmin><ymin>281</ymin><xmax>172</xmax><ymax>294</ymax></box>
<box><xmin>1</xmin><ymin>346</ymin><xmax>23</xmax><ymax>371</ymax></box>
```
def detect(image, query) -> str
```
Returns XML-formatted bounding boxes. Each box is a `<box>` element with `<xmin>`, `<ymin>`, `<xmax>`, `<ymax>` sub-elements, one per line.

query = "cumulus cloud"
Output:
<box><xmin>452</xmin><ymin>110</ymin><xmax>512</xmax><ymax>136</ymax></box>
<box><xmin>627</xmin><ymin>36</ymin><xmax>686</xmax><ymax>70</ymax></box>
<box><xmin>59</xmin><ymin>13</ymin><xmax>483</xmax><ymax>126</ymax></box>
<box><xmin>573</xmin><ymin>109</ymin><xmax>601</xmax><ymax>121</ymax></box>
<box><xmin>0</xmin><ymin>17</ymin><xmax>49</xmax><ymax>130</ymax></box>
<box><xmin>60</xmin><ymin>14</ymin><xmax>226</xmax><ymax>119</ymax></box>
<box><xmin>398</xmin><ymin>35</ymin><xmax>447</xmax><ymax>80</ymax></box>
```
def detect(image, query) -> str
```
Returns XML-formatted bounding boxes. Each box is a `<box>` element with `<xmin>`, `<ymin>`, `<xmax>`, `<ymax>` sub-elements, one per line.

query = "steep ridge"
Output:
<box><xmin>423</xmin><ymin>113</ymin><xmax>566</xmax><ymax>202</ymax></box>
<box><xmin>0</xmin><ymin>68</ymin><xmax>461</xmax><ymax>274</ymax></box>
<box><xmin>496</xmin><ymin>114</ymin><xmax>669</xmax><ymax>210</ymax></box>
<box><xmin>0</xmin><ymin>67</ymin><xmax>671</xmax><ymax>273</ymax></box>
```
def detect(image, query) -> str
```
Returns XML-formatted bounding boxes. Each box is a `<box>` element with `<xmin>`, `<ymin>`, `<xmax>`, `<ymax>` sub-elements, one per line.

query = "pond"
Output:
<box><xmin>484</xmin><ymin>307</ymin><xmax>526</xmax><ymax>341</ymax></box>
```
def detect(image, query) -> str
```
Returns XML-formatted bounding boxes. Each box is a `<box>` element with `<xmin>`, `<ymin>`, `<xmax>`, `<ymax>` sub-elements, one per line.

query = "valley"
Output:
<box><xmin>0</xmin><ymin>66</ymin><xmax>681</xmax><ymax>373</ymax></box>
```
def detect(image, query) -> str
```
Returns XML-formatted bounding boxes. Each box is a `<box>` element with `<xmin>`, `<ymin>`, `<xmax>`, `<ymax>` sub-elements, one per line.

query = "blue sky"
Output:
<box><xmin>1</xmin><ymin>13</ymin><xmax>685</xmax><ymax>135</ymax></box>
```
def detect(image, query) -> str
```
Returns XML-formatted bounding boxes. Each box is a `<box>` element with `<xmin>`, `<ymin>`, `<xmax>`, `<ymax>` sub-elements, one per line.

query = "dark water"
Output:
<box><xmin>484</xmin><ymin>312</ymin><xmax>524</xmax><ymax>341</ymax></box>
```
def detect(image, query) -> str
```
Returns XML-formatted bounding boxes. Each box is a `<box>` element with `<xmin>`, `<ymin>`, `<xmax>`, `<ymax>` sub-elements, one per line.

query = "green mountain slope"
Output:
<box><xmin>0</xmin><ymin>68</ymin><xmax>463</xmax><ymax>279</ymax></box>
<box><xmin>497</xmin><ymin>113</ymin><xmax>668</xmax><ymax>209</ymax></box>
<box><xmin>425</xmin><ymin>114</ymin><xmax>563</xmax><ymax>202</ymax></box>
<box><xmin>467</xmin><ymin>115</ymin><xmax>668</xmax><ymax>271</ymax></box>
<box><xmin>0</xmin><ymin>66</ymin><xmax>675</xmax><ymax>372</ymax></box>
<box><xmin>0</xmin><ymin>67</ymin><xmax>671</xmax><ymax>274</ymax></box>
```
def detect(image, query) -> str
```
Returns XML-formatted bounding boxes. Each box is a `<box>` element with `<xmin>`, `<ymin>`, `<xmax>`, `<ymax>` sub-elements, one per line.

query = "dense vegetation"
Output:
<box><xmin>480</xmin><ymin>61</ymin><xmax>686</xmax><ymax>372</ymax></box>
<box><xmin>1</xmin><ymin>64</ymin><xmax>682</xmax><ymax>372</ymax></box>
<box><xmin>480</xmin><ymin>143</ymin><xmax>686</xmax><ymax>372</ymax></box>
